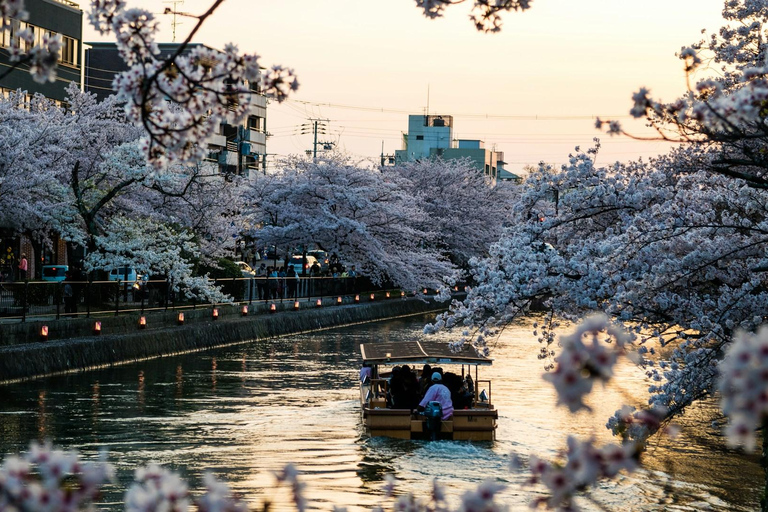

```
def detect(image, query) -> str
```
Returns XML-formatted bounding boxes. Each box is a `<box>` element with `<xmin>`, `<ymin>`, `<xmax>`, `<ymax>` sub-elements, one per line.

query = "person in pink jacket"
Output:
<box><xmin>18</xmin><ymin>254</ymin><xmax>28</xmax><ymax>281</ymax></box>
<box><xmin>418</xmin><ymin>372</ymin><xmax>454</xmax><ymax>420</ymax></box>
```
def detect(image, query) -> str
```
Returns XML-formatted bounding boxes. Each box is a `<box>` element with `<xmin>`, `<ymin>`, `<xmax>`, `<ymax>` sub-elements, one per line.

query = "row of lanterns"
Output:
<box><xmin>38</xmin><ymin>290</ymin><xmax>413</xmax><ymax>341</ymax></box>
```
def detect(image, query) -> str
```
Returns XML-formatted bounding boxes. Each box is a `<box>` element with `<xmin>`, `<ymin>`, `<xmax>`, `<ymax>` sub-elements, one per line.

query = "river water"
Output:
<box><xmin>0</xmin><ymin>314</ymin><xmax>761</xmax><ymax>511</ymax></box>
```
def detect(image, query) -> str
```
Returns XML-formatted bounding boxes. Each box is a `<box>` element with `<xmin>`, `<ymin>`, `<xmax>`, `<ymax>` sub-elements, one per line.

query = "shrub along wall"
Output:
<box><xmin>0</xmin><ymin>297</ymin><xmax>446</xmax><ymax>384</ymax></box>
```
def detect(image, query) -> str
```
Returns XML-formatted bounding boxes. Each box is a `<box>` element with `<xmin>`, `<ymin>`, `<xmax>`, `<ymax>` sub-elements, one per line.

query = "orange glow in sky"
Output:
<box><xmin>84</xmin><ymin>0</ymin><xmax>727</xmax><ymax>172</ymax></box>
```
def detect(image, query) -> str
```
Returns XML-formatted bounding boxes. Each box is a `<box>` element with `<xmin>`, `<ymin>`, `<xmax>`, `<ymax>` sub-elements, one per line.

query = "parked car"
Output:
<box><xmin>307</xmin><ymin>250</ymin><xmax>329</xmax><ymax>270</ymax></box>
<box><xmin>234</xmin><ymin>261</ymin><xmax>256</xmax><ymax>277</ymax></box>
<box><xmin>287</xmin><ymin>255</ymin><xmax>319</xmax><ymax>275</ymax></box>
<box><xmin>41</xmin><ymin>265</ymin><xmax>69</xmax><ymax>282</ymax></box>
<box><xmin>107</xmin><ymin>267</ymin><xmax>140</xmax><ymax>283</ymax></box>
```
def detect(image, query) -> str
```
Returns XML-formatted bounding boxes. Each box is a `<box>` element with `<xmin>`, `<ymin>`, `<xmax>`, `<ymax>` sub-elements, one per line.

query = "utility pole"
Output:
<box><xmin>380</xmin><ymin>140</ymin><xmax>394</xmax><ymax>168</ymax></box>
<box><xmin>162</xmin><ymin>0</ymin><xmax>184</xmax><ymax>42</ymax></box>
<box><xmin>300</xmin><ymin>118</ymin><xmax>334</xmax><ymax>159</ymax></box>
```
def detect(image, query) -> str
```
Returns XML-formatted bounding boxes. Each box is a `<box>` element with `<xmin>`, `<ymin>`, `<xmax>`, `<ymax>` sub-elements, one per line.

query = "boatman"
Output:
<box><xmin>418</xmin><ymin>372</ymin><xmax>454</xmax><ymax>420</ymax></box>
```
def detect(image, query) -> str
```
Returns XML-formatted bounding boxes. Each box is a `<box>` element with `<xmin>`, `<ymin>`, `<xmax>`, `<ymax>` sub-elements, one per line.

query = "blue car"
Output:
<box><xmin>41</xmin><ymin>265</ymin><xmax>69</xmax><ymax>282</ymax></box>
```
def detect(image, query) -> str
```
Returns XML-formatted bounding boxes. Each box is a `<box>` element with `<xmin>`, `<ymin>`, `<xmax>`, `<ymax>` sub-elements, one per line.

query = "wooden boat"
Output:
<box><xmin>359</xmin><ymin>340</ymin><xmax>497</xmax><ymax>441</ymax></box>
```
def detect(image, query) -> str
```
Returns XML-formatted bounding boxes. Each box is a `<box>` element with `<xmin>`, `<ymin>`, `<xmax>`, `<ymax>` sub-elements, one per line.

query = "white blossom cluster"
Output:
<box><xmin>525</xmin><ymin>436</ymin><xmax>638</xmax><ymax>511</ymax></box>
<box><xmin>717</xmin><ymin>326</ymin><xmax>768</xmax><ymax>451</ymax></box>
<box><xmin>414</xmin><ymin>0</ymin><xmax>532</xmax><ymax>32</ymax></box>
<box><xmin>605</xmin><ymin>405</ymin><xmax>674</xmax><ymax>444</ymax></box>
<box><xmin>543</xmin><ymin>313</ymin><xmax>634</xmax><ymax>413</ymax></box>
<box><xmin>86</xmin><ymin>0</ymin><xmax>298</xmax><ymax>168</ymax></box>
<box><xmin>374</xmin><ymin>474</ymin><xmax>506</xmax><ymax>512</ymax></box>
<box><xmin>0</xmin><ymin>0</ymin><xmax>61</xmax><ymax>84</ymax></box>
<box><xmin>0</xmin><ymin>441</ymin><xmax>114</xmax><ymax>511</ymax></box>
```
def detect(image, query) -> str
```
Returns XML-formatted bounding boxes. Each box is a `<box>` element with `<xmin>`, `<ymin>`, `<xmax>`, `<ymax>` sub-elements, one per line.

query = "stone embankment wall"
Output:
<box><xmin>0</xmin><ymin>298</ymin><xmax>447</xmax><ymax>384</ymax></box>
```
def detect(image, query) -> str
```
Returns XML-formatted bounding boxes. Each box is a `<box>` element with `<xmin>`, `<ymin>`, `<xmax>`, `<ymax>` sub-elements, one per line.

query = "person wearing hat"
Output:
<box><xmin>417</xmin><ymin>371</ymin><xmax>453</xmax><ymax>420</ymax></box>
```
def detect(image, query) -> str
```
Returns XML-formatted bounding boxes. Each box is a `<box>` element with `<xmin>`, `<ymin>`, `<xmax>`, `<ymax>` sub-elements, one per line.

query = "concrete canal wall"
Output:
<box><xmin>0</xmin><ymin>297</ymin><xmax>447</xmax><ymax>384</ymax></box>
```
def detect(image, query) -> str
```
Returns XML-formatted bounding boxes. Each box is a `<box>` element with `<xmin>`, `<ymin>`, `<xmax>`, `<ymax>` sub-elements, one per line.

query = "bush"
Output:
<box><xmin>199</xmin><ymin>258</ymin><xmax>246</xmax><ymax>302</ymax></box>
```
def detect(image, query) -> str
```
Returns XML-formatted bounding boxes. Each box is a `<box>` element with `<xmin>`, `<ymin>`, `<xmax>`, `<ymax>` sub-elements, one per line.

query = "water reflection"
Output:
<box><xmin>0</xmin><ymin>315</ymin><xmax>761</xmax><ymax>511</ymax></box>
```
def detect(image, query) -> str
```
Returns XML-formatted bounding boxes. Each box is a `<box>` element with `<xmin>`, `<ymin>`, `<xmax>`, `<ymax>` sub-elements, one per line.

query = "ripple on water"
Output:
<box><xmin>0</xmin><ymin>315</ymin><xmax>761</xmax><ymax>511</ymax></box>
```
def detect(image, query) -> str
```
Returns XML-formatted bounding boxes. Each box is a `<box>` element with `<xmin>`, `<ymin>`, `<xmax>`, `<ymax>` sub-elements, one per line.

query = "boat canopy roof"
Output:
<box><xmin>360</xmin><ymin>340</ymin><xmax>492</xmax><ymax>366</ymax></box>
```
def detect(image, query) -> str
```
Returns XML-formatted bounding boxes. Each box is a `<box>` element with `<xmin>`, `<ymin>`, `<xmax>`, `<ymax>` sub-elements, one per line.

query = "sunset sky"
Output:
<box><xmin>84</xmin><ymin>0</ymin><xmax>728</xmax><ymax>172</ymax></box>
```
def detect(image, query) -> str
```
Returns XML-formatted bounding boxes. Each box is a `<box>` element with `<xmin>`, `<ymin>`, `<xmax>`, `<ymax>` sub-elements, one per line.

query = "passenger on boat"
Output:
<box><xmin>462</xmin><ymin>373</ymin><xmax>475</xmax><ymax>407</ymax></box>
<box><xmin>400</xmin><ymin>364</ymin><xmax>421</xmax><ymax>410</ymax></box>
<box><xmin>441</xmin><ymin>371</ymin><xmax>465</xmax><ymax>408</ymax></box>
<box><xmin>417</xmin><ymin>372</ymin><xmax>453</xmax><ymax>420</ymax></box>
<box><xmin>359</xmin><ymin>363</ymin><xmax>372</xmax><ymax>383</ymax></box>
<box><xmin>419</xmin><ymin>364</ymin><xmax>433</xmax><ymax>397</ymax></box>
<box><xmin>388</xmin><ymin>366</ymin><xmax>415</xmax><ymax>409</ymax></box>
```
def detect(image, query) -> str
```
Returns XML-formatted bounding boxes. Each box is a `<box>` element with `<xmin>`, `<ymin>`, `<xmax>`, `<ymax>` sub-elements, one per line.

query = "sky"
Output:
<box><xmin>83</xmin><ymin>0</ymin><xmax>729</xmax><ymax>173</ymax></box>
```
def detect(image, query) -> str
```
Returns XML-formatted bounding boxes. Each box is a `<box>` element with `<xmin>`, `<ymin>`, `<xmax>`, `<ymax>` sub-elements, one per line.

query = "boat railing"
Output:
<box><xmin>363</xmin><ymin>378</ymin><xmax>389</xmax><ymax>408</ymax></box>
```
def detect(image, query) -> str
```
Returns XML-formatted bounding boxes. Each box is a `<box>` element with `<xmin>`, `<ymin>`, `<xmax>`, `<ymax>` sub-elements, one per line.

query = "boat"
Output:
<box><xmin>359</xmin><ymin>340</ymin><xmax>498</xmax><ymax>441</ymax></box>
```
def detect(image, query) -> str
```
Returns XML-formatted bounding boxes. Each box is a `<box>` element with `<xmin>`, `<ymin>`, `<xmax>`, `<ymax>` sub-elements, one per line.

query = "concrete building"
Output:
<box><xmin>84</xmin><ymin>42</ymin><xmax>268</xmax><ymax>176</ymax></box>
<box><xmin>394</xmin><ymin>114</ymin><xmax>505</xmax><ymax>181</ymax></box>
<box><xmin>0</xmin><ymin>0</ymin><xmax>82</xmax><ymax>103</ymax></box>
<box><xmin>495</xmin><ymin>152</ymin><xmax>522</xmax><ymax>183</ymax></box>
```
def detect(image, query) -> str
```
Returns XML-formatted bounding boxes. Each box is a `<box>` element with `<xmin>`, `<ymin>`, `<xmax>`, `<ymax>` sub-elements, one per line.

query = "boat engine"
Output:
<box><xmin>423</xmin><ymin>401</ymin><xmax>443</xmax><ymax>441</ymax></box>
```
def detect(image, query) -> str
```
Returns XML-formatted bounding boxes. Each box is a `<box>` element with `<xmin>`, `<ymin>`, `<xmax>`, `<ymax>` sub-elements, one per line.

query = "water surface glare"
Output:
<box><xmin>0</xmin><ymin>315</ymin><xmax>761</xmax><ymax>510</ymax></box>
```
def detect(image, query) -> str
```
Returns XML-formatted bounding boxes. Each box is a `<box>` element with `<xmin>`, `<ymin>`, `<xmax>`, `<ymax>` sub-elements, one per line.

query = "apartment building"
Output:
<box><xmin>394</xmin><ymin>114</ymin><xmax>505</xmax><ymax>182</ymax></box>
<box><xmin>85</xmin><ymin>42</ymin><xmax>268</xmax><ymax>177</ymax></box>
<box><xmin>0</xmin><ymin>0</ymin><xmax>82</xmax><ymax>103</ymax></box>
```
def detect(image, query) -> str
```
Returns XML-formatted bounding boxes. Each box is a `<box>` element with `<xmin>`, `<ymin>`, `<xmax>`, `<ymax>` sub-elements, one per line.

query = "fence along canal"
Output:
<box><xmin>0</xmin><ymin>274</ymin><xmax>413</xmax><ymax>323</ymax></box>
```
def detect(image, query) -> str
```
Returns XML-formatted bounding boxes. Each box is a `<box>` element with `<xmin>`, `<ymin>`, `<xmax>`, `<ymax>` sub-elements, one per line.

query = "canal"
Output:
<box><xmin>0</xmin><ymin>314</ymin><xmax>761</xmax><ymax>511</ymax></box>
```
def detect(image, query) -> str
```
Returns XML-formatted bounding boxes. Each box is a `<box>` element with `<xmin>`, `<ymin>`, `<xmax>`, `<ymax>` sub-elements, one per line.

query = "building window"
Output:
<box><xmin>247</xmin><ymin>115</ymin><xmax>262</xmax><ymax>131</ymax></box>
<box><xmin>60</xmin><ymin>36</ymin><xmax>77</xmax><ymax>66</ymax></box>
<box><xmin>416</xmin><ymin>135</ymin><xmax>424</xmax><ymax>140</ymax></box>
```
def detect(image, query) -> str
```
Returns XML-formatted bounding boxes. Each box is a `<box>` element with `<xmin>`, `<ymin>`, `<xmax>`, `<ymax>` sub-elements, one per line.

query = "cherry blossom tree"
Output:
<box><xmin>0</xmin><ymin>90</ymin><xmax>67</xmax><ymax>242</ymax></box>
<box><xmin>384</xmin><ymin>157</ymin><xmax>515</xmax><ymax>268</ymax></box>
<box><xmin>0</xmin><ymin>85</ymin><xmax>242</xmax><ymax>300</ymax></box>
<box><xmin>244</xmin><ymin>154</ymin><xmax>461</xmax><ymax>292</ymax></box>
<box><xmin>427</xmin><ymin>140</ymin><xmax>768</xmax><ymax>507</ymax></box>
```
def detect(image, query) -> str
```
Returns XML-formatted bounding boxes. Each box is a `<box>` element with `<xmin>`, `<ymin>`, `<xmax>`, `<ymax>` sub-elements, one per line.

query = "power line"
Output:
<box><xmin>284</xmin><ymin>98</ymin><xmax>633</xmax><ymax>121</ymax></box>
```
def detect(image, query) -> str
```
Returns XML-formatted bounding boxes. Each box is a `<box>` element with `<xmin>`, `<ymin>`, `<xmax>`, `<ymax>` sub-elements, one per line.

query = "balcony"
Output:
<box><xmin>50</xmin><ymin>0</ymin><xmax>80</xmax><ymax>8</ymax></box>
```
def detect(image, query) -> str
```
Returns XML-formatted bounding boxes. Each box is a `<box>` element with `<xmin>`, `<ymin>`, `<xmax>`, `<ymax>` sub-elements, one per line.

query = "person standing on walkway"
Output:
<box><xmin>268</xmin><ymin>266</ymin><xmax>279</xmax><ymax>299</ymax></box>
<box><xmin>256</xmin><ymin>263</ymin><xmax>267</xmax><ymax>300</ymax></box>
<box><xmin>63</xmin><ymin>272</ymin><xmax>76</xmax><ymax>317</ymax></box>
<box><xmin>286</xmin><ymin>266</ymin><xmax>298</xmax><ymax>299</ymax></box>
<box><xmin>18</xmin><ymin>254</ymin><xmax>27</xmax><ymax>281</ymax></box>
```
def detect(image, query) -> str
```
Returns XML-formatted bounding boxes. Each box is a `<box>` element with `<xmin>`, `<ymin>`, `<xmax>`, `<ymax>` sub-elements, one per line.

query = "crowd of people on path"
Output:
<box><xmin>363</xmin><ymin>363</ymin><xmax>475</xmax><ymax>421</ymax></box>
<box><xmin>253</xmin><ymin>264</ymin><xmax>302</xmax><ymax>300</ymax></box>
<box><xmin>252</xmin><ymin>261</ymin><xmax>360</xmax><ymax>301</ymax></box>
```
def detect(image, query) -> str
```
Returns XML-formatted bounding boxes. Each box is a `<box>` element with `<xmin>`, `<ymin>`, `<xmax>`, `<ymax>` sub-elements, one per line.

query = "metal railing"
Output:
<box><xmin>0</xmin><ymin>275</ymin><xmax>409</xmax><ymax>322</ymax></box>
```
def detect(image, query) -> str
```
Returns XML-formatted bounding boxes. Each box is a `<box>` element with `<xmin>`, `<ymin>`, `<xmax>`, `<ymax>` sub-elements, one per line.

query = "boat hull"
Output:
<box><xmin>362</xmin><ymin>407</ymin><xmax>497</xmax><ymax>441</ymax></box>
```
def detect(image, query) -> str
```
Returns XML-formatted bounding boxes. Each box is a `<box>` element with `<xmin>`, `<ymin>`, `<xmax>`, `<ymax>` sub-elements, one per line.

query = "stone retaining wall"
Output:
<box><xmin>0</xmin><ymin>297</ymin><xmax>446</xmax><ymax>384</ymax></box>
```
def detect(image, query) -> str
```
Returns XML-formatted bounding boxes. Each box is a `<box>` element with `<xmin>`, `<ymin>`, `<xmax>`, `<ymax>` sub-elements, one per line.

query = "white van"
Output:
<box><xmin>107</xmin><ymin>267</ymin><xmax>139</xmax><ymax>282</ymax></box>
